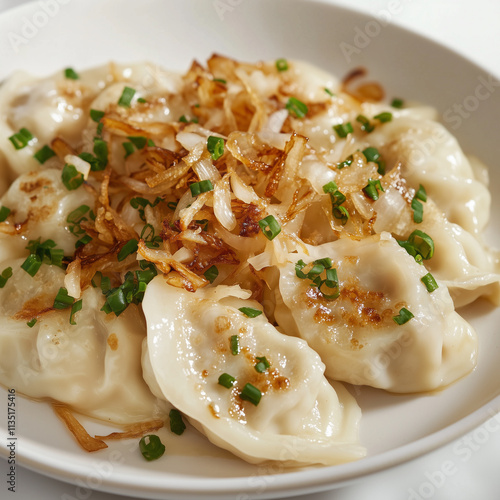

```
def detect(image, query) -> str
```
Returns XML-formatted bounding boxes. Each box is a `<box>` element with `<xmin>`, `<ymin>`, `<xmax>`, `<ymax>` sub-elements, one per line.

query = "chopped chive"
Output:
<box><xmin>411</xmin><ymin>197</ymin><xmax>424</xmax><ymax>223</ymax></box>
<box><xmin>33</xmin><ymin>145</ymin><xmax>56</xmax><ymax>164</ymax></box>
<box><xmin>122</xmin><ymin>141</ymin><xmax>135</xmax><ymax>158</ymax></box>
<box><xmin>207</xmin><ymin>136</ymin><xmax>224</xmax><ymax>161</ymax></box>
<box><xmin>397</xmin><ymin>230</ymin><xmax>435</xmax><ymax>262</ymax></box>
<box><xmin>179</xmin><ymin>115</ymin><xmax>189</xmax><ymax>123</ymax></box>
<box><xmin>67</xmin><ymin>205</ymin><xmax>90</xmax><ymax>224</ymax></box>
<box><xmin>21</xmin><ymin>254</ymin><xmax>42</xmax><ymax>277</ymax></box>
<box><xmin>393</xmin><ymin>307</ymin><xmax>414</xmax><ymax>325</ymax></box>
<box><xmin>254</xmin><ymin>356</ymin><xmax>270</xmax><ymax>373</ymax></box>
<box><xmin>324</xmin><ymin>88</ymin><xmax>335</xmax><ymax>97</ymax></box>
<box><xmin>333</xmin><ymin>205</ymin><xmax>349</xmax><ymax>225</ymax></box>
<box><xmin>128</xmin><ymin>136</ymin><xmax>148</xmax><ymax>149</ymax></box>
<box><xmin>230</xmin><ymin>335</ymin><xmax>240</xmax><ymax>355</ymax></box>
<box><xmin>213</xmin><ymin>78</ymin><xmax>226</xmax><ymax>84</ymax></box>
<box><xmin>421</xmin><ymin>273</ymin><xmax>439</xmax><ymax>292</ymax></box>
<box><xmin>93</xmin><ymin>138</ymin><xmax>108</xmax><ymax>167</ymax></box>
<box><xmin>118</xmin><ymin>86</ymin><xmax>136</xmax><ymax>107</ymax></box>
<box><xmin>239</xmin><ymin>383</ymin><xmax>262</xmax><ymax>406</ymax></box>
<box><xmin>337</xmin><ymin>154</ymin><xmax>353</xmax><ymax>170</ymax></box>
<box><xmin>363</xmin><ymin>179</ymin><xmax>385</xmax><ymax>200</ymax></box>
<box><xmin>53</xmin><ymin>287</ymin><xmax>74</xmax><ymax>309</ymax></box>
<box><xmin>218</xmin><ymin>373</ymin><xmax>236</xmax><ymax>389</ymax></box>
<box><xmin>61</xmin><ymin>164</ymin><xmax>84</xmax><ymax>190</ymax></box>
<box><xmin>139</xmin><ymin>435</ymin><xmax>165</xmax><ymax>461</ymax></box>
<box><xmin>314</xmin><ymin>258</ymin><xmax>332</xmax><ymax>269</ymax></box>
<box><xmin>414</xmin><ymin>184</ymin><xmax>427</xmax><ymax>202</ymax></box>
<box><xmin>64</xmin><ymin>68</ymin><xmax>79</xmax><ymax>80</ymax></box>
<box><xmin>189</xmin><ymin>179</ymin><xmax>214</xmax><ymax>197</ymax></box>
<box><xmin>333</xmin><ymin>122</ymin><xmax>353</xmax><ymax>138</ymax></box>
<box><xmin>117</xmin><ymin>239</ymin><xmax>138</xmax><ymax>261</ymax></box>
<box><xmin>238</xmin><ymin>307</ymin><xmax>262</xmax><ymax>318</ymax></box>
<box><xmin>90</xmin><ymin>109</ymin><xmax>105</xmax><ymax>123</ymax></box>
<box><xmin>78</xmin><ymin>152</ymin><xmax>104</xmax><ymax>172</ymax></box>
<box><xmin>69</xmin><ymin>299</ymin><xmax>83</xmax><ymax>325</ymax></box>
<box><xmin>8</xmin><ymin>128</ymin><xmax>34</xmax><ymax>150</ymax></box>
<box><xmin>169</xmin><ymin>409</ymin><xmax>186</xmax><ymax>436</ymax></box>
<box><xmin>322</xmin><ymin>181</ymin><xmax>338</xmax><ymax>194</ymax></box>
<box><xmin>75</xmin><ymin>234</ymin><xmax>92</xmax><ymax>249</ymax></box>
<box><xmin>0</xmin><ymin>206</ymin><xmax>11</xmax><ymax>222</ymax></box>
<box><xmin>362</xmin><ymin>146</ymin><xmax>380</xmax><ymax>163</ymax></box>
<box><xmin>101</xmin><ymin>287</ymin><xmax>127</xmax><ymax>316</ymax></box>
<box><xmin>167</xmin><ymin>201</ymin><xmax>178</xmax><ymax>211</ymax></box>
<box><xmin>27</xmin><ymin>318</ymin><xmax>37</xmax><ymax>328</ymax></box>
<box><xmin>203</xmin><ymin>265</ymin><xmax>219</xmax><ymax>284</ymax></box>
<box><xmin>374</xmin><ymin>112</ymin><xmax>393</xmax><ymax>123</ymax></box>
<box><xmin>275</xmin><ymin>58</ymin><xmax>288</xmax><ymax>72</ymax></box>
<box><xmin>258</xmin><ymin>215</ymin><xmax>281</xmax><ymax>241</ymax></box>
<box><xmin>0</xmin><ymin>267</ymin><xmax>13</xmax><ymax>288</ymax></box>
<box><xmin>295</xmin><ymin>259</ymin><xmax>307</xmax><ymax>279</ymax></box>
<box><xmin>356</xmin><ymin>114</ymin><xmax>374</xmax><ymax>133</ymax></box>
<box><xmin>391</xmin><ymin>98</ymin><xmax>404</xmax><ymax>109</ymax></box>
<box><xmin>137</xmin><ymin>97</ymin><xmax>147</xmax><ymax>103</ymax></box>
<box><xmin>285</xmin><ymin>97</ymin><xmax>308</xmax><ymax>118</ymax></box>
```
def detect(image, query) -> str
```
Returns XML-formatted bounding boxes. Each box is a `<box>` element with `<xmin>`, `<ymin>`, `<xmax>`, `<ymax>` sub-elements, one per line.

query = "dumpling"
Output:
<box><xmin>142</xmin><ymin>278</ymin><xmax>365</xmax><ymax>465</ymax></box>
<box><xmin>0</xmin><ymin>258</ymin><xmax>159</xmax><ymax>424</ymax></box>
<box><xmin>275</xmin><ymin>232</ymin><xmax>477</xmax><ymax>393</ymax></box>
<box><xmin>372</xmin><ymin>170</ymin><xmax>500</xmax><ymax>307</ymax></box>
<box><xmin>369</xmin><ymin>116</ymin><xmax>491</xmax><ymax>235</ymax></box>
<box><xmin>1</xmin><ymin>168</ymin><xmax>96</xmax><ymax>254</ymax></box>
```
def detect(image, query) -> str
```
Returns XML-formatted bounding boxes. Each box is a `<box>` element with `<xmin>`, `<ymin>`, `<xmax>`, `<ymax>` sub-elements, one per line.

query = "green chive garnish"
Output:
<box><xmin>64</xmin><ymin>68</ymin><xmax>79</xmax><ymax>80</ymax></box>
<box><xmin>8</xmin><ymin>128</ymin><xmax>33</xmax><ymax>150</ymax></box>
<box><xmin>21</xmin><ymin>254</ymin><xmax>42</xmax><ymax>277</ymax></box>
<box><xmin>117</xmin><ymin>239</ymin><xmax>138</xmax><ymax>262</ymax></box>
<box><xmin>356</xmin><ymin>114</ymin><xmax>374</xmax><ymax>133</ymax></box>
<box><xmin>118</xmin><ymin>86</ymin><xmax>136</xmax><ymax>107</ymax></box>
<box><xmin>411</xmin><ymin>197</ymin><xmax>424</xmax><ymax>223</ymax></box>
<box><xmin>391</xmin><ymin>98</ymin><xmax>404</xmax><ymax>109</ymax></box>
<box><xmin>230</xmin><ymin>335</ymin><xmax>240</xmax><ymax>355</ymax></box>
<box><xmin>189</xmin><ymin>180</ymin><xmax>214</xmax><ymax>197</ymax></box>
<box><xmin>207</xmin><ymin>136</ymin><xmax>224</xmax><ymax>161</ymax></box>
<box><xmin>33</xmin><ymin>145</ymin><xmax>56</xmax><ymax>164</ymax></box>
<box><xmin>238</xmin><ymin>307</ymin><xmax>262</xmax><ymax>318</ymax></box>
<box><xmin>0</xmin><ymin>206</ymin><xmax>11</xmax><ymax>222</ymax></box>
<box><xmin>69</xmin><ymin>299</ymin><xmax>83</xmax><ymax>325</ymax></box>
<box><xmin>258</xmin><ymin>215</ymin><xmax>281</xmax><ymax>241</ymax></box>
<box><xmin>90</xmin><ymin>109</ymin><xmax>105</xmax><ymax>123</ymax></box>
<box><xmin>393</xmin><ymin>307</ymin><xmax>414</xmax><ymax>325</ymax></box>
<box><xmin>27</xmin><ymin>318</ymin><xmax>37</xmax><ymax>328</ymax></box>
<box><xmin>93</xmin><ymin>138</ymin><xmax>108</xmax><ymax>167</ymax></box>
<box><xmin>374</xmin><ymin>112</ymin><xmax>392</xmax><ymax>123</ymax></box>
<box><xmin>239</xmin><ymin>383</ymin><xmax>262</xmax><ymax>406</ymax></box>
<box><xmin>254</xmin><ymin>356</ymin><xmax>270</xmax><ymax>373</ymax></box>
<box><xmin>53</xmin><ymin>287</ymin><xmax>75</xmax><ymax>309</ymax></box>
<box><xmin>276</xmin><ymin>58</ymin><xmax>288</xmax><ymax>72</ymax></box>
<box><xmin>363</xmin><ymin>179</ymin><xmax>385</xmax><ymax>201</ymax></box>
<box><xmin>169</xmin><ymin>409</ymin><xmax>186</xmax><ymax>436</ymax></box>
<box><xmin>421</xmin><ymin>273</ymin><xmax>439</xmax><ymax>292</ymax></box>
<box><xmin>218</xmin><ymin>373</ymin><xmax>236</xmax><ymax>388</ymax></box>
<box><xmin>139</xmin><ymin>435</ymin><xmax>165</xmax><ymax>461</ymax></box>
<box><xmin>286</xmin><ymin>97</ymin><xmax>308</xmax><ymax>118</ymax></box>
<box><xmin>61</xmin><ymin>164</ymin><xmax>84</xmax><ymax>190</ymax></box>
<box><xmin>0</xmin><ymin>267</ymin><xmax>13</xmax><ymax>288</ymax></box>
<box><xmin>203</xmin><ymin>265</ymin><xmax>218</xmax><ymax>284</ymax></box>
<box><xmin>333</xmin><ymin>123</ymin><xmax>353</xmax><ymax>138</ymax></box>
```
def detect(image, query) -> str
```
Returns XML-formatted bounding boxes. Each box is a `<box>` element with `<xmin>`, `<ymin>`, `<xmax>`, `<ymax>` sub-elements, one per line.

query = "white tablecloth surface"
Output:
<box><xmin>1</xmin><ymin>1</ymin><xmax>499</xmax><ymax>499</ymax></box>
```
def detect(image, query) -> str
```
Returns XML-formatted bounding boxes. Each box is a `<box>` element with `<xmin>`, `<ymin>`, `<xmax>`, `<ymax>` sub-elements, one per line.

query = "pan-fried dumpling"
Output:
<box><xmin>1</xmin><ymin>168</ymin><xmax>96</xmax><ymax>254</ymax></box>
<box><xmin>372</xmin><ymin>172</ymin><xmax>500</xmax><ymax>307</ymax></box>
<box><xmin>369</xmin><ymin>116</ymin><xmax>490</xmax><ymax>235</ymax></box>
<box><xmin>142</xmin><ymin>278</ymin><xmax>365</xmax><ymax>465</ymax></box>
<box><xmin>275</xmin><ymin>233</ymin><xmax>477</xmax><ymax>393</ymax></box>
<box><xmin>0</xmin><ymin>258</ymin><xmax>159</xmax><ymax>423</ymax></box>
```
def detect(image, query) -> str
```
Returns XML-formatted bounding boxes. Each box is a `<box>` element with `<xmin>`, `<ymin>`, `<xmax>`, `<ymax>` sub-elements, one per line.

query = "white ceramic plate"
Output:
<box><xmin>1</xmin><ymin>0</ymin><xmax>499</xmax><ymax>498</ymax></box>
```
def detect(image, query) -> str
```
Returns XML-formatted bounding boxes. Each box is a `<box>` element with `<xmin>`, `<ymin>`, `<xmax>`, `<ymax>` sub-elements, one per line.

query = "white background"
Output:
<box><xmin>1</xmin><ymin>0</ymin><xmax>500</xmax><ymax>499</ymax></box>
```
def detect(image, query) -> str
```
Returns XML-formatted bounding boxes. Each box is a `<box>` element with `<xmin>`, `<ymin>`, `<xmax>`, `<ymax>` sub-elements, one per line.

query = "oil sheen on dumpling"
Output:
<box><xmin>0</xmin><ymin>258</ymin><xmax>159</xmax><ymax>424</ymax></box>
<box><xmin>275</xmin><ymin>233</ymin><xmax>477</xmax><ymax>393</ymax></box>
<box><xmin>142</xmin><ymin>278</ymin><xmax>365</xmax><ymax>465</ymax></box>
